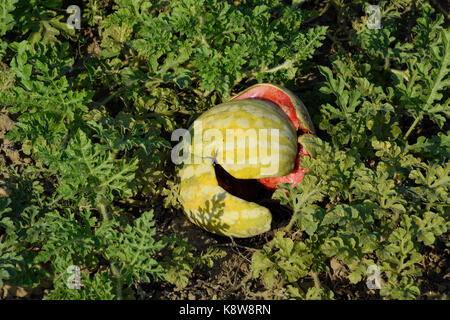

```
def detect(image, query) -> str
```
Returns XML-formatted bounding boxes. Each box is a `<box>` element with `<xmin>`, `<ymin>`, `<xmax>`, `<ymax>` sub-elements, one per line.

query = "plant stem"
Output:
<box><xmin>283</xmin><ymin>214</ymin><xmax>298</xmax><ymax>233</ymax></box>
<box><xmin>406</xmin><ymin>67</ymin><xmax>418</xmax><ymax>93</ymax></box>
<box><xmin>310</xmin><ymin>271</ymin><xmax>322</xmax><ymax>289</ymax></box>
<box><xmin>250</xmin><ymin>60</ymin><xmax>294</xmax><ymax>77</ymax></box>
<box><xmin>384</xmin><ymin>56</ymin><xmax>390</xmax><ymax>71</ymax></box>
<box><xmin>98</xmin><ymin>202</ymin><xmax>123</xmax><ymax>300</ymax></box>
<box><xmin>304</xmin><ymin>2</ymin><xmax>331</xmax><ymax>24</ymax></box>
<box><xmin>263</xmin><ymin>60</ymin><xmax>294</xmax><ymax>74</ymax></box>
<box><xmin>404</xmin><ymin>113</ymin><xmax>422</xmax><ymax>140</ymax></box>
<box><xmin>111</xmin><ymin>264</ymin><xmax>123</xmax><ymax>300</ymax></box>
<box><xmin>94</xmin><ymin>89</ymin><xmax>123</xmax><ymax>107</ymax></box>
<box><xmin>98</xmin><ymin>202</ymin><xmax>110</xmax><ymax>222</ymax></box>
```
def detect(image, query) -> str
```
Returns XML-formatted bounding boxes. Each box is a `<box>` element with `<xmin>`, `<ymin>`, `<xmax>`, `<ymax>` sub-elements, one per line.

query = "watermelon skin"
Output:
<box><xmin>231</xmin><ymin>84</ymin><xmax>316</xmax><ymax>190</ymax></box>
<box><xmin>179</xmin><ymin>162</ymin><xmax>272</xmax><ymax>238</ymax></box>
<box><xmin>178</xmin><ymin>99</ymin><xmax>299</xmax><ymax>237</ymax></box>
<box><xmin>258</xmin><ymin>143</ymin><xmax>309</xmax><ymax>190</ymax></box>
<box><xmin>231</xmin><ymin>83</ymin><xmax>316</xmax><ymax>134</ymax></box>
<box><xmin>178</xmin><ymin>84</ymin><xmax>317</xmax><ymax>238</ymax></box>
<box><xmin>188</xmin><ymin>99</ymin><xmax>298</xmax><ymax>179</ymax></box>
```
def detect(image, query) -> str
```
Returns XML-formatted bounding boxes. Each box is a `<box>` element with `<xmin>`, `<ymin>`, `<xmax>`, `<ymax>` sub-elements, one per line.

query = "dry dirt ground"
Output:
<box><xmin>0</xmin><ymin>108</ymin><xmax>23</xmax><ymax>199</ymax></box>
<box><xmin>0</xmin><ymin>108</ymin><xmax>448</xmax><ymax>300</ymax></box>
<box><xmin>0</xmin><ymin>109</ymin><xmax>21</xmax><ymax>168</ymax></box>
